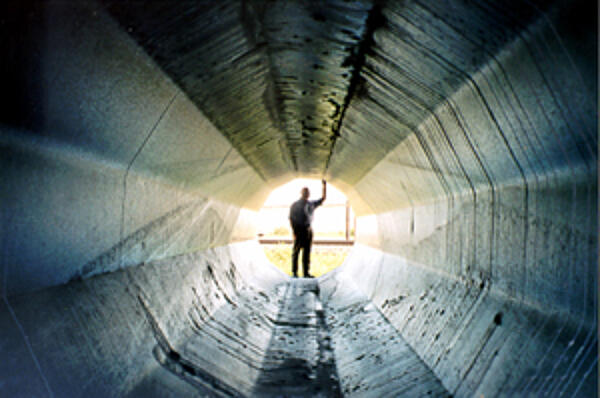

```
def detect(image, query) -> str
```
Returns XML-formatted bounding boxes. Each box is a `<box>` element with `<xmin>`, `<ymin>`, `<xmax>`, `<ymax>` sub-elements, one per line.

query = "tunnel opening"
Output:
<box><xmin>257</xmin><ymin>179</ymin><xmax>356</xmax><ymax>278</ymax></box>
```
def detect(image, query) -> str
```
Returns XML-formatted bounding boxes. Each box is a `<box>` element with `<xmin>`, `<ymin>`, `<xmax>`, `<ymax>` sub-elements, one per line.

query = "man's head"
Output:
<box><xmin>301</xmin><ymin>187</ymin><xmax>310</xmax><ymax>200</ymax></box>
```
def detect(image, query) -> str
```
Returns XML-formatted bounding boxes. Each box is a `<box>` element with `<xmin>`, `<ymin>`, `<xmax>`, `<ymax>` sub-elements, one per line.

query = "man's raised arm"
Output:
<box><xmin>321</xmin><ymin>179</ymin><xmax>327</xmax><ymax>202</ymax></box>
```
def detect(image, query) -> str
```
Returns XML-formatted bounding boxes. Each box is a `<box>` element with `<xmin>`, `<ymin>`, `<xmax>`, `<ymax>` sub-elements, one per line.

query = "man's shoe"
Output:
<box><xmin>305</xmin><ymin>273</ymin><xmax>314</xmax><ymax>278</ymax></box>
<box><xmin>292</xmin><ymin>273</ymin><xmax>298</xmax><ymax>278</ymax></box>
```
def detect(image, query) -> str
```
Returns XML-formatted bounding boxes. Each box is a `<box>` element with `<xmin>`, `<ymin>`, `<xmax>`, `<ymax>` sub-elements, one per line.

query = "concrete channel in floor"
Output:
<box><xmin>142</xmin><ymin>274</ymin><xmax>449</xmax><ymax>397</ymax></box>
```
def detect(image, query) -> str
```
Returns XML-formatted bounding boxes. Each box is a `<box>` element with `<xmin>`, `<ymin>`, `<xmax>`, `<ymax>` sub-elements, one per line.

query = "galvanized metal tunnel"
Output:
<box><xmin>0</xmin><ymin>0</ymin><xmax>597</xmax><ymax>396</ymax></box>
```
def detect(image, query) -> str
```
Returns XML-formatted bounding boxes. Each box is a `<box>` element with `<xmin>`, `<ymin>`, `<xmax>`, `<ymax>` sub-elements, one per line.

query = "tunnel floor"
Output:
<box><xmin>142</xmin><ymin>274</ymin><xmax>450</xmax><ymax>397</ymax></box>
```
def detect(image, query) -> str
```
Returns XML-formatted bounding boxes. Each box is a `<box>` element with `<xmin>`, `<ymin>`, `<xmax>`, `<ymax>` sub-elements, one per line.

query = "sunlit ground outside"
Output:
<box><xmin>263</xmin><ymin>244</ymin><xmax>350</xmax><ymax>277</ymax></box>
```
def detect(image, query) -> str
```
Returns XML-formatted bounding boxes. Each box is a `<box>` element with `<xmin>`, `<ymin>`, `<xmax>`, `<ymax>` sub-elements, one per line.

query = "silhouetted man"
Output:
<box><xmin>289</xmin><ymin>180</ymin><xmax>327</xmax><ymax>278</ymax></box>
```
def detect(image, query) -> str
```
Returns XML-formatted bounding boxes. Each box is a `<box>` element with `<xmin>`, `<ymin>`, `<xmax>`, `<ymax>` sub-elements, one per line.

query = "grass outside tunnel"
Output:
<box><xmin>263</xmin><ymin>243</ymin><xmax>350</xmax><ymax>277</ymax></box>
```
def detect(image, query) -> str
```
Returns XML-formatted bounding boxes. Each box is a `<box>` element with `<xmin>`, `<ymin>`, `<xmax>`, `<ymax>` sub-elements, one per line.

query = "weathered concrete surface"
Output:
<box><xmin>0</xmin><ymin>0</ymin><xmax>268</xmax><ymax>295</ymax></box>
<box><xmin>339</xmin><ymin>0</ymin><xmax>597</xmax><ymax>395</ymax></box>
<box><xmin>319</xmin><ymin>271</ymin><xmax>450</xmax><ymax>397</ymax></box>
<box><xmin>0</xmin><ymin>0</ymin><xmax>597</xmax><ymax>396</ymax></box>
<box><xmin>335</xmin><ymin>245</ymin><xmax>597</xmax><ymax>397</ymax></box>
<box><xmin>0</xmin><ymin>242</ymin><xmax>286</xmax><ymax>397</ymax></box>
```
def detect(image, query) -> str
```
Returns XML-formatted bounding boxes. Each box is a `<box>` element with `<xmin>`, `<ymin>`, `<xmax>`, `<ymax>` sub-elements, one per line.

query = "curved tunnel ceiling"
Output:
<box><xmin>104</xmin><ymin>0</ymin><xmax>550</xmax><ymax>184</ymax></box>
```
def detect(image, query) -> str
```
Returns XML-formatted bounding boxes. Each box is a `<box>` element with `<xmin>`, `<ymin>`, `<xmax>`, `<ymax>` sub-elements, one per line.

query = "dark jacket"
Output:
<box><xmin>289</xmin><ymin>198</ymin><xmax>324</xmax><ymax>230</ymax></box>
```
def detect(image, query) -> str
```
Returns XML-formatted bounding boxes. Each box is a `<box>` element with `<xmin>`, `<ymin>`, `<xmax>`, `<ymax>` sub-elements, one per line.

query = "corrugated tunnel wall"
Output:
<box><xmin>0</xmin><ymin>0</ymin><xmax>597</xmax><ymax>396</ymax></box>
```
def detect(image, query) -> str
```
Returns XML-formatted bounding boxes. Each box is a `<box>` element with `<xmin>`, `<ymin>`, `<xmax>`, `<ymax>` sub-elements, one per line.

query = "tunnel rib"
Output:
<box><xmin>119</xmin><ymin>93</ymin><xmax>178</xmax><ymax>267</ymax></box>
<box><xmin>2</xmin><ymin>296</ymin><xmax>55</xmax><ymax>397</ymax></box>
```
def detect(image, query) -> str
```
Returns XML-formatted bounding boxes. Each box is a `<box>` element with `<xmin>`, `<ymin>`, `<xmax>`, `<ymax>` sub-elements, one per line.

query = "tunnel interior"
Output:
<box><xmin>0</xmin><ymin>0</ymin><xmax>597</xmax><ymax>396</ymax></box>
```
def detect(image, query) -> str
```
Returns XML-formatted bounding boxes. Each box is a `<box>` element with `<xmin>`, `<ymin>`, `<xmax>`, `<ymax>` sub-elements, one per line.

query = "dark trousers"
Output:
<box><xmin>292</xmin><ymin>227</ymin><xmax>312</xmax><ymax>276</ymax></box>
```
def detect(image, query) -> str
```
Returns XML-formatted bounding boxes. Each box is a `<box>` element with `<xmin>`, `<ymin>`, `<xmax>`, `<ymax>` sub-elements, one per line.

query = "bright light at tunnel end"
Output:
<box><xmin>258</xmin><ymin>179</ymin><xmax>355</xmax><ymax>278</ymax></box>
